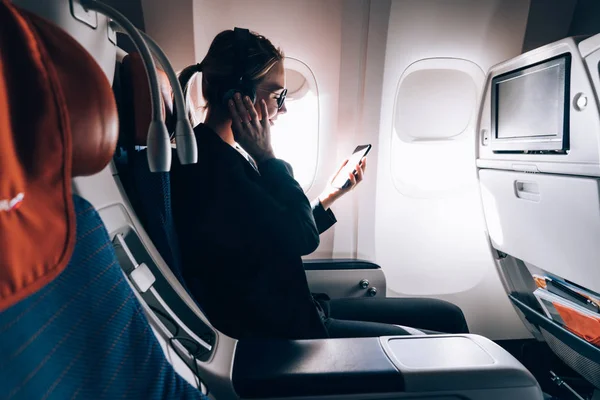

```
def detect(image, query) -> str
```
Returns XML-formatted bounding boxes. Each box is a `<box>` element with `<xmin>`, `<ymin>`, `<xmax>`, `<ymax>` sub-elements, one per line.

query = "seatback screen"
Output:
<box><xmin>491</xmin><ymin>54</ymin><xmax>570</xmax><ymax>151</ymax></box>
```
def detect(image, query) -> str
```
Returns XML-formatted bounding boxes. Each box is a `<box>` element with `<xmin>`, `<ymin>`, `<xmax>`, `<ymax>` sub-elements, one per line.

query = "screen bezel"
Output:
<box><xmin>490</xmin><ymin>53</ymin><xmax>571</xmax><ymax>153</ymax></box>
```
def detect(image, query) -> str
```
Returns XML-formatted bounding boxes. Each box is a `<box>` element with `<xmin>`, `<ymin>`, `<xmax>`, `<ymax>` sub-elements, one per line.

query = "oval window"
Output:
<box><xmin>270</xmin><ymin>57</ymin><xmax>320</xmax><ymax>191</ymax></box>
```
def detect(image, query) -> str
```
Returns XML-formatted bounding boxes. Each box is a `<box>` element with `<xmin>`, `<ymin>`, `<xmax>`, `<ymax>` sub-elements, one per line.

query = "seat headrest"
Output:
<box><xmin>120</xmin><ymin>52</ymin><xmax>174</xmax><ymax>147</ymax></box>
<box><xmin>0</xmin><ymin>1</ymin><xmax>118</xmax><ymax>310</ymax></box>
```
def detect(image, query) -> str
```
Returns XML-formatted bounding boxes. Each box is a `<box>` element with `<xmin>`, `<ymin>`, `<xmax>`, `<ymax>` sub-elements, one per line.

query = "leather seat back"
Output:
<box><xmin>115</xmin><ymin>53</ymin><xmax>188</xmax><ymax>287</ymax></box>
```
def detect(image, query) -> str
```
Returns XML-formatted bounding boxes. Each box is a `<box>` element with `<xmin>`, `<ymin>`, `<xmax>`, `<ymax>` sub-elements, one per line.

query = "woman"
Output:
<box><xmin>170</xmin><ymin>28</ymin><xmax>468</xmax><ymax>339</ymax></box>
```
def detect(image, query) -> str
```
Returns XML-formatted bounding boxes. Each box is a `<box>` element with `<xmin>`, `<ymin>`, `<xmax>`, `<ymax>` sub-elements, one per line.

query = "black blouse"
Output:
<box><xmin>171</xmin><ymin>124</ymin><xmax>337</xmax><ymax>339</ymax></box>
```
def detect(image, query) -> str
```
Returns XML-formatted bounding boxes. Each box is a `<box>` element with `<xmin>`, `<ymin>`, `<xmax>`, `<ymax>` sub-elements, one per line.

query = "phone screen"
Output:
<box><xmin>331</xmin><ymin>145</ymin><xmax>372</xmax><ymax>189</ymax></box>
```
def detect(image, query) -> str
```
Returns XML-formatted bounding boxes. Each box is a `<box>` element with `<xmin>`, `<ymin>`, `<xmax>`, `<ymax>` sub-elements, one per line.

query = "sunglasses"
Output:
<box><xmin>274</xmin><ymin>88</ymin><xmax>287</xmax><ymax>109</ymax></box>
<box><xmin>258</xmin><ymin>88</ymin><xmax>287</xmax><ymax>109</ymax></box>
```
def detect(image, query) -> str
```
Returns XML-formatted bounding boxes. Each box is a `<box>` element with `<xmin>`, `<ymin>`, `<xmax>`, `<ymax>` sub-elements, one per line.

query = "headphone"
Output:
<box><xmin>222</xmin><ymin>27</ymin><xmax>257</xmax><ymax>106</ymax></box>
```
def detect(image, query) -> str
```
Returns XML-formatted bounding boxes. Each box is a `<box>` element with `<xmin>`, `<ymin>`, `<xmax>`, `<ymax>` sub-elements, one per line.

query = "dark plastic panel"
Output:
<box><xmin>303</xmin><ymin>259</ymin><xmax>381</xmax><ymax>271</ymax></box>
<box><xmin>232</xmin><ymin>337</ymin><xmax>404</xmax><ymax>398</ymax></box>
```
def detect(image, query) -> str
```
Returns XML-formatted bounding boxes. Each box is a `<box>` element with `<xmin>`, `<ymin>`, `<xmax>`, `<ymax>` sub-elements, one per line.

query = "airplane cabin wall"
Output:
<box><xmin>327</xmin><ymin>0</ymin><xmax>395</xmax><ymax>261</ymax></box>
<box><xmin>359</xmin><ymin>0</ymin><xmax>534</xmax><ymax>339</ymax></box>
<box><xmin>141</xmin><ymin>0</ymin><xmax>196</xmax><ymax>70</ymax></box>
<box><xmin>326</xmin><ymin>0</ymin><xmax>372</xmax><ymax>259</ymax></box>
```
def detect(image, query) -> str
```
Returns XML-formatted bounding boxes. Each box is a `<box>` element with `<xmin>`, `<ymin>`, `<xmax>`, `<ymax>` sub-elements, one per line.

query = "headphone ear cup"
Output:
<box><xmin>240</xmin><ymin>80</ymin><xmax>257</xmax><ymax>105</ymax></box>
<box><xmin>222</xmin><ymin>81</ymin><xmax>256</xmax><ymax>107</ymax></box>
<box><xmin>222</xmin><ymin>88</ymin><xmax>237</xmax><ymax>106</ymax></box>
<box><xmin>248</xmin><ymin>86</ymin><xmax>257</xmax><ymax>105</ymax></box>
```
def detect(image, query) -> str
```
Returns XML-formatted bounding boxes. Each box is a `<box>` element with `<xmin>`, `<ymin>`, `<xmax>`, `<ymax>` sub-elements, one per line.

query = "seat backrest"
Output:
<box><xmin>477</xmin><ymin>35</ymin><xmax>600</xmax><ymax>390</ymax></box>
<box><xmin>0</xmin><ymin>2</ymin><xmax>205</xmax><ymax>398</ymax></box>
<box><xmin>115</xmin><ymin>52</ymin><xmax>187</xmax><ymax>286</ymax></box>
<box><xmin>1</xmin><ymin>195</ymin><xmax>204</xmax><ymax>399</ymax></box>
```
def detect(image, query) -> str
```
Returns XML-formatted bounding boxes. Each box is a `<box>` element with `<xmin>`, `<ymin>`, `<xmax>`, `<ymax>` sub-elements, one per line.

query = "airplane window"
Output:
<box><xmin>394</xmin><ymin>65</ymin><xmax>477</xmax><ymax>142</ymax></box>
<box><xmin>391</xmin><ymin>58</ymin><xmax>484</xmax><ymax>198</ymax></box>
<box><xmin>270</xmin><ymin>58</ymin><xmax>319</xmax><ymax>191</ymax></box>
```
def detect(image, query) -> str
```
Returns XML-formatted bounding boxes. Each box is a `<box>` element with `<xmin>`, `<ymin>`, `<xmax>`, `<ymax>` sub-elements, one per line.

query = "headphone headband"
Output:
<box><xmin>233</xmin><ymin>27</ymin><xmax>251</xmax><ymax>83</ymax></box>
<box><xmin>222</xmin><ymin>27</ymin><xmax>257</xmax><ymax>105</ymax></box>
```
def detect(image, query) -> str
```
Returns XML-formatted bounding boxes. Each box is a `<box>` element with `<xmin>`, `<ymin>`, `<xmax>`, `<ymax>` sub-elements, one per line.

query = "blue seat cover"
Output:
<box><xmin>0</xmin><ymin>195</ymin><xmax>206</xmax><ymax>400</ymax></box>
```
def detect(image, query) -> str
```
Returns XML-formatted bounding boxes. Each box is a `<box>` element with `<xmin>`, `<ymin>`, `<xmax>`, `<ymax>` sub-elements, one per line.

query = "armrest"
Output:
<box><xmin>232</xmin><ymin>337</ymin><xmax>403</xmax><ymax>398</ymax></box>
<box><xmin>303</xmin><ymin>258</ymin><xmax>381</xmax><ymax>270</ymax></box>
<box><xmin>232</xmin><ymin>334</ymin><xmax>542</xmax><ymax>399</ymax></box>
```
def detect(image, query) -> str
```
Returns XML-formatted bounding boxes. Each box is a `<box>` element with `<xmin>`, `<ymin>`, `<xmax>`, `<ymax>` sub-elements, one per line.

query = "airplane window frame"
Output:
<box><xmin>393</xmin><ymin>57</ymin><xmax>484</xmax><ymax>143</ymax></box>
<box><xmin>390</xmin><ymin>58</ymin><xmax>485</xmax><ymax>199</ymax></box>
<box><xmin>270</xmin><ymin>57</ymin><xmax>321</xmax><ymax>192</ymax></box>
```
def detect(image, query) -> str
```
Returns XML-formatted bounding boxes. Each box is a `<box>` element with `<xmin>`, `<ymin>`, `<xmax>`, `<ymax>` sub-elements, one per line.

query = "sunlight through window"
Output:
<box><xmin>270</xmin><ymin>59</ymin><xmax>319</xmax><ymax>191</ymax></box>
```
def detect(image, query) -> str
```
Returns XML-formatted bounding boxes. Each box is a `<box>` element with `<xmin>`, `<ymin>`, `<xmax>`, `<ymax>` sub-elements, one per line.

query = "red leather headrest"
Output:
<box><xmin>0</xmin><ymin>0</ymin><xmax>118</xmax><ymax>310</ymax></box>
<box><xmin>121</xmin><ymin>52</ymin><xmax>173</xmax><ymax>146</ymax></box>
<box><xmin>34</xmin><ymin>12</ymin><xmax>119</xmax><ymax>176</ymax></box>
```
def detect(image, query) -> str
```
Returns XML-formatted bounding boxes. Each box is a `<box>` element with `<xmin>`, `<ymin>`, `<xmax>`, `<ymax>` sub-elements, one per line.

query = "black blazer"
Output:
<box><xmin>171</xmin><ymin>124</ymin><xmax>336</xmax><ymax>339</ymax></box>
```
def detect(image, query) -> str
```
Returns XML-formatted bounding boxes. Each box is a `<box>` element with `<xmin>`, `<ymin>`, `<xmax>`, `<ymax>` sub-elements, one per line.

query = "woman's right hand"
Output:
<box><xmin>229</xmin><ymin>93</ymin><xmax>275</xmax><ymax>163</ymax></box>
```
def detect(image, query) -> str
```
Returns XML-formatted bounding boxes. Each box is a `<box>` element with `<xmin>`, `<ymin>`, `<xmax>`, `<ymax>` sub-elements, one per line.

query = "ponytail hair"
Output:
<box><xmin>174</xmin><ymin>29</ymin><xmax>284</xmax><ymax>126</ymax></box>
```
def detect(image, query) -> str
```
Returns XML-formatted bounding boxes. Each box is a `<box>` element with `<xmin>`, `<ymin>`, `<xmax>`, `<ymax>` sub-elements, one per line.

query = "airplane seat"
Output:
<box><xmin>113</xmin><ymin>51</ymin><xmax>188</xmax><ymax>287</ymax></box>
<box><xmin>477</xmin><ymin>34</ymin><xmax>600</xmax><ymax>391</ymax></box>
<box><xmin>0</xmin><ymin>2</ymin><xmax>205</xmax><ymax>398</ymax></box>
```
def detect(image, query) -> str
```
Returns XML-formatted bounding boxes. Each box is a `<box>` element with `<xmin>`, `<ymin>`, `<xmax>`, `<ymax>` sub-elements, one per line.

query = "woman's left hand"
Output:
<box><xmin>318</xmin><ymin>157</ymin><xmax>367</xmax><ymax>210</ymax></box>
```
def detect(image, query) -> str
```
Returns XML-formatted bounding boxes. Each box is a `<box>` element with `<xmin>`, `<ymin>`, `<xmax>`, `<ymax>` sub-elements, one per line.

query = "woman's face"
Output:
<box><xmin>255</xmin><ymin>61</ymin><xmax>287</xmax><ymax>126</ymax></box>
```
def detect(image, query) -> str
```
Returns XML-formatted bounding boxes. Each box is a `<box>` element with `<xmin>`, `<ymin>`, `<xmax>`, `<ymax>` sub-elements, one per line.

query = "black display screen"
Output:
<box><xmin>491</xmin><ymin>54</ymin><xmax>570</xmax><ymax>152</ymax></box>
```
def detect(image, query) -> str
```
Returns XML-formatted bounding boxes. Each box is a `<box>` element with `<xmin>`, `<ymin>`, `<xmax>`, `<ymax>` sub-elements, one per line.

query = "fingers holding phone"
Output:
<box><xmin>318</xmin><ymin>145</ymin><xmax>371</xmax><ymax>210</ymax></box>
<box><xmin>353</xmin><ymin>157</ymin><xmax>367</xmax><ymax>186</ymax></box>
<box><xmin>330</xmin><ymin>145</ymin><xmax>371</xmax><ymax>189</ymax></box>
<box><xmin>338</xmin><ymin>156</ymin><xmax>366</xmax><ymax>191</ymax></box>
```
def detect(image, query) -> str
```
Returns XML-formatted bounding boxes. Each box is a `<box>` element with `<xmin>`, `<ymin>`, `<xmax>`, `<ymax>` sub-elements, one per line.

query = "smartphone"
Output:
<box><xmin>331</xmin><ymin>144</ymin><xmax>372</xmax><ymax>189</ymax></box>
